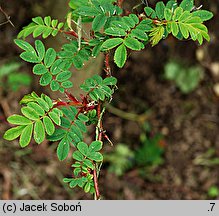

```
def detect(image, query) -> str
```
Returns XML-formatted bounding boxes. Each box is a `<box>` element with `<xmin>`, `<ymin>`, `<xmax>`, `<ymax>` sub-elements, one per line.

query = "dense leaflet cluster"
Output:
<box><xmin>3</xmin><ymin>0</ymin><xmax>213</xmax><ymax>199</ymax></box>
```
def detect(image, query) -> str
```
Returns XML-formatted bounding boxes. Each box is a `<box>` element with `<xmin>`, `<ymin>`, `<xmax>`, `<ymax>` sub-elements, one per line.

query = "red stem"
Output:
<box><xmin>104</xmin><ymin>53</ymin><xmax>111</xmax><ymax>77</ymax></box>
<box><xmin>117</xmin><ymin>0</ymin><xmax>124</xmax><ymax>8</ymax></box>
<box><xmin>93</xmin><ymin>103</ymin><xmax>103</xmax><ymax>199</ymax></box>
<box><xmin>93</xmin><ymin>166</ymin><xmax>100</xmax><ymax>199</ymax></box>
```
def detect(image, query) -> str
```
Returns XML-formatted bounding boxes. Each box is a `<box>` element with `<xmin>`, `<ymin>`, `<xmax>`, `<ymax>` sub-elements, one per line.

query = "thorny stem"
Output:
<box><xmin>104</xmin><ymin>53</ymin><xmax>111</xmax><ymax>77</ymax></box>
<box><xmin>93</xmin><ymin>103</ymin><xmax>103</xmax><ymax>200</ymax></box>
<box><xmin>93</xmin><ymin>48</ymin><xmax>115</xmax><ymax>199</ymax></box>
<box><xmin>93</xmin><ymin>165</ymin><xmax>100</xmax><ymax>200</ymax></box>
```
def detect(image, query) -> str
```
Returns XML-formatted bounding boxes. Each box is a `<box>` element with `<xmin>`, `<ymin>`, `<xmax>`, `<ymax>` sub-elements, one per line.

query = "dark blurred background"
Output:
<box><xmin>0</xmin><ymin>0</ymin><xmax>219</xmax><ymax>199</ymax></box>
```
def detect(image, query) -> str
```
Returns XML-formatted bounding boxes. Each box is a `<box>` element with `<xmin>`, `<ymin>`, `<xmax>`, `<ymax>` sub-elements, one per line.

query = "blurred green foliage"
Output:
<box><xmin>105</xmin><ymin>144</ymin><xmax>134</xmax><ymax>176</ymax></box>
<box><xmin>208</xmin><ymin>186</ymin><xmax>219</xmax><ymax>198</ymax></box>
<box><xmin>164</xmin><ymin>61</ymin><xmax>204</xmax><ymax>94</ymax></box>
<box><xmin>0</xmin><ymin>62</ymin><xmax>32</xmax><ymax>91</ymax></box>
<box><xmin>105</xmin><ymin>125</ymin><xmax>165</xmax><ymax>177</ymax></box>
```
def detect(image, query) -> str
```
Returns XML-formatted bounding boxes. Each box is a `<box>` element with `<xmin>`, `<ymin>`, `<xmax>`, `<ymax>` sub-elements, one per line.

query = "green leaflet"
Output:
<box><xmin>19</xmin><ymin>124</ymin><xmax>33</xmax><ymax>147</ymax></box>
<box><xmin>89</xmin><ymin>141</ymin><xmax>102</xmax><ymax>152</ymax></box>
<box><xmin>155</xmin><ymin>1</ymin><xmax>165</xmax><ymax>20</ymax></box>
<box><xmin>61</xmin><ymin>81</ymin><xmax>73</xmax><ymax>89</ymax></box>
<box><xmin>40</xmin><ymin>73</ymin><xmax>53</xmax><ymax>86</ymax></box>
<box><xmin>114</xmin><ymin>44</ymin><xmax>127</xmax><ymax>68</ymax></box>
<box><xmin>130</xmin><ymin>29</ymin><xmax>148</xmax><ymax>41</ymax></box>
<box><xmin>164</xmin><ymin>8</ymin><xmax>173</xmax><ymax>21</ymax></box>
<box><xmin>57</xmin><ymin>138</ymin><xmax>70</xmax><ymax>161</ymax></box>
<box><xmin>34</xmin><ymin>120</ymin><xmax>45</xmax><ymax>144</ymax></box>
<box><xmin>44</xmin><ymin>48</ymin><xmax>56</xmax><ymax>68</ymax></box>
<box><xmin>92</xmin><ymin>14</ymin><xmax>107</xmax><ymax>32</ymax></box>
<box><xmin>123</xmin><ymin>37</ymin><xmax>144</xmax><ymax>51</ymax></box>
<box><xmin>171</xmin><ymin>22</ymin><xmax>179</xmax><ymax>37</ymax></box>
<box><xmin>21</xmin><ymin>107</ymin><xmax>39</xmax><ymax>121</ymax></box>
<box><xmin>144</xmin><ymin>7</ymin><xmax>157</xmax><ymax>19</ymax></box>
<box><xmin>43</xmin><ymin>116</ymin><xmax>55</xmax><ymax>136</ymax></box>
<box><xmin>27</xmin><ymin>102</ymin><xmax>45</xmax><ymax>116</ymax></box>
<box><xmin>56</xmin><ymin>71</ymin><xmax>72</xmax><ymax>82</ymax></box>
<box><xmin>101</xmin><ymin>38</ymin><xmax>123</xmax><ymax>51</ymax></box>
<box><xmin>192</xmin><ymin>10</ymin><xmax>214</xmax><ymax>22</ymax></box>
<box><xmin>87</xmin><ymin>151</ymin><xmax>103</xmax><ymax>162</ymax></box>
<box><xmin>78</xmin><ymin>113</ymin><xmax>89</xmax><ymax>122</ymax></box>
<box><xmin>47</xmin><ymin>129</ymin><xmax>66</xmax><ymax>141</ymax></box>
<box><xmin>33</xmin><ymin>64</ymin><xmax>48</xmax><ymax>75</ymax></box>
<box><xmin>77</xmin><ymin>142</ymin><xmax>89</xmax><ymax>156</ymax></box>
<box><xmin>103</xmin><ymin>77</ymin><xmax>117</xmax><ymax>85</ymax></box>
<box><xmin>7</xmin><ymin>115</ymin><xmax>32</xmax><ymax>125</ymax></box>
<box><xmin>20</xmin><ymin>51</ymin><xmax>40</xmax><ymax>63</ymax></box>
<box><xmin>180</xmin><ymin>0</ymin><xmax>194</xmax><ymax>12</ymax></box>
<box><xmin>50</xmin><ymin>80</ymin><xmax>60</xmax><ymax>91</ymax></box>
<box><xmin>3</xmin><ymin>125</ymin><xmax>26</xmax><ymax>141</ymax></box>
<box><xmin>35</xmin><ymin>40</ymin><xmax>45</xmax><ymax>61</ymax></box>
<box><xmin>48</xmin><ymin>111</ymin><xmax>61</xmax><ymax>125</ymax></box>
<box><xmin>36</xmin><ymin>97</ymin><xmax>50</xmax><ymax>112</ymax></box>
<box><xmin>14</xmin><ymin>39</ymin><xmax>35</xmax><ymax>52</ymax></box>
<box><xmin>73</xmin><ymin>151</ymin><xmax>84</xmax><ymax>161</ymax></box>
<box><xmin>83</xmin><ymin>159</ymin><xmax>94</xmax><ymax>169</ymax></box>
<box><xmin>104</xmin><ymin>27</ymin><xmax>126</xmax><ymax>37</ymax></box>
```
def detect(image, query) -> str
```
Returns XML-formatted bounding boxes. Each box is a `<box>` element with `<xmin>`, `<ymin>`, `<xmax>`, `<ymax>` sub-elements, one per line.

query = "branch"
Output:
<box><xmin>106</xmin><ymin>103</ymin><xmax>150</xmax><ymax>123</ymax></box>
<box><xmin>93</xmin><ymin>103</ymin><xmax>103</xmax><ymax>200</ymax></box>
<box><xmin>0</xmin><ymin>6</ymin><xmax>14</xmax><ymax>27</ymax></box>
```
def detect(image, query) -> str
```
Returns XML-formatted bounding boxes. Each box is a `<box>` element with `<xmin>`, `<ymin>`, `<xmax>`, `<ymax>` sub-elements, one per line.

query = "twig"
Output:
<box><xmin>106</xmin><ymin>103</ymin><xmax>150</xmax><ymax>123</ymax></box>
<box><xmin>0</xmin><ymin>6</ymin><xmax>14</xmax><ymax>27</ymax></box>
<box><xmin>93</xmin><ymin>103</ymin><xmax>103</xmax><ymax>200</ymax></box>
